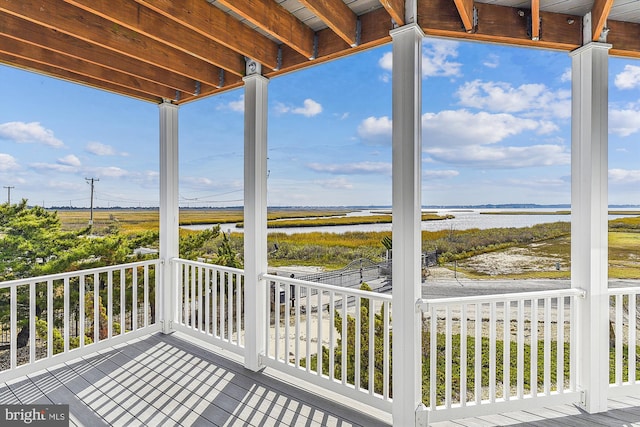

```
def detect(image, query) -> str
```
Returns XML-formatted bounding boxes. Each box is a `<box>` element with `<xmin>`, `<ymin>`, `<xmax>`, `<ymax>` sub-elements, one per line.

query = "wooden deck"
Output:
<box><xmin>0</xmin><ymin>333</ymin><xmax>390</xmax><ymax>426</ymax></box>
<box><xmin>2</xmin><ymin>332</ymin><xmax>640</xmax><ymax>426</ymax></box>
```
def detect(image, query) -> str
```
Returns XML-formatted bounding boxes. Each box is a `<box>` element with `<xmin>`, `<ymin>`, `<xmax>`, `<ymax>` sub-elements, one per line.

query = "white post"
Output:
<box><xmin>570</xmin><ymin>41</ymin><xmax>610</xmax><ymax>413</ymax></box>
<box><xmin>243</xmin><ymin>61</ymin><xmax>269</xmax><ymax>371</ymax></box>
<box><xmin>391</xmin><ymin>24</ymin><xmax>426</xmax><ymax>426</ymax></box>
<box><xmin>159</xmin><ymin>101</ymin><xmax>179</xmax><ymax>334</ymax></box>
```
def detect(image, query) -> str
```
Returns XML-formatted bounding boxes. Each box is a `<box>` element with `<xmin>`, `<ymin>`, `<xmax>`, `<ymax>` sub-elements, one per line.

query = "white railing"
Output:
<box><xmin>609</xmin><ymin>286</ymin><xmax>640</xmax><ymax>395</ymax></box>
<box><xmin>173</xmin><ymin>259</ymin><xmax>244</xmax><ymax>354</ymax></box>
<box><xmin>0</xmin><ymin>259</ymin><xmax>160</xmax><ymax>382</ymax></box>
<box><xmin>420</xmin><ymin>288</ymin><xmax>585</xmax><ymax>422</ymax></box>
<box><xmin>261</xmin><ymin>273</ymin><xmax>392</xmax><ymax>411</ymax></box>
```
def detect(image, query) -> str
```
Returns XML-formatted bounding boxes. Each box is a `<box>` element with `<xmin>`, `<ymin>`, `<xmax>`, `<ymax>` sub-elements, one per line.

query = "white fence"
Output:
<box><xmin>173</xmin><ymin>259</ymin><xmax>245</xmax><ymax>355</ymax></box>
<box><xmin>0</xmin><ymin>259</ymin><xmax>160</xmax><ymax>382</ymax></box>
<box><xmin>420</xmin><ymin>288</ymin><xmax>585</xmax><ymax>422</ymax></box>
<box><xmin>609</xmin><ymin>286</ymin><xmax>640</xmax><ymax>396</ymax></box>
<box><xmin>261</xmin><ymin>273</ymin><xmax>393</xmax><ymax>411</ymax></box>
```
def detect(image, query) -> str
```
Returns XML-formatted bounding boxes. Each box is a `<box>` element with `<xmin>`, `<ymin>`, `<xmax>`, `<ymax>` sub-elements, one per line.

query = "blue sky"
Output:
<box><xmin>1</xmin><ymin>38</ymin><xmax>639</xmax><ymax>208</ymax></box>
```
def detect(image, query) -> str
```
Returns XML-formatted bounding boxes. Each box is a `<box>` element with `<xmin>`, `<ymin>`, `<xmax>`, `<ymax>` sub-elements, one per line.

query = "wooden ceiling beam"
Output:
<box><xmin>418</xmin><ymin>0</ymin><xmax>582</xmax><ymax>51</ymax></box>
<box><xmin>64</xmin><ymin>0</ymin><xmax>245</xmax><ymax>76</ymax></box>
<box><xmin>453</xmin><ymin>0</ymin><xmax>474</xmax><ymax>33</ymax></box>
<box><xmin>134</xmin><ymin>0</ymin><xmax>279</xmax><ymax>70</ymax></box>
<box><xmin>215</xmin><ymin>0</ymin><xmax>315</xmax><ymax>59</ymax></box>
<box><xmin>0</xmin><ymin>11</ymin><xmax>202</xmax><ymax>95</ymax></box>
<box><xmin>531</xmin><ymin>0</ymin><xmax>540</xmax><ymax>41</ymax></box>
<box><xmin>0</xmin><ymin>0</ymin><xmax>233</xmax><ymax>89</ymax></box>
<box><xmin>379</xmin><ymin>0</ymin><xmax>405</xmax><ymax>26</ymax></box>
<box><xmin>0</xmin><ymin>35</ymin><xmax>178</xmax><ymax>100</ymax></box>
<box><xmin>592</xmin><ymin>0</ymin><xmax>614</xmax><ymax>41</ymax></box>
<box><xmin>0</xmin><ymin>52</ymin><xmax>168</xmax><ymax>102</ymax></box>
<box><xmin>607</xmin><ymin>20</ymin><xmax>640</xmax><ymax>59</ymax></box>
<box><xmin>297</xmin><ymin>0</ymin><xmax>358</xmax><ymax>46</ymax></box>
<box><xmin>275</xmin><ymin>8</ymin><xmax>392</xmax><ymax>76</ymax></box>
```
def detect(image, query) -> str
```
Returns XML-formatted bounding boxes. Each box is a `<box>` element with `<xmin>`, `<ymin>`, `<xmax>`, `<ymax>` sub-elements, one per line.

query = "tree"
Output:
<box><xmin>0</xmin><ymin>201</ymin><xmax>142</xmax><ymax>348</ymax></box>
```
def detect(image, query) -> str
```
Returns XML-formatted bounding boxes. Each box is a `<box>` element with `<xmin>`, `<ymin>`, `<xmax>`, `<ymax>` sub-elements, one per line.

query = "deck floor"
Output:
<box><xmin>2</xmin><ymin>333</ymin><xmax>640</xmax><ymax>426</ymax></box>
<box><xmin>432</xmin><ymin>395</ymin><xmax>640</xmax><ymax>426</ymax></box>
<box><xmin>0</xmin><ymin>333</ymin><xmax>390</xmax><ymax>426</ymax></box>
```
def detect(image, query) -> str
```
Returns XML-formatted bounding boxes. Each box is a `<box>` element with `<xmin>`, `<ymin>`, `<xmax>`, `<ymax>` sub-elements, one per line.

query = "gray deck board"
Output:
<box><xmin>3</xmin><ymin>332</ymin><xmax>640</xmax><ymax>426</ymax></box>
<box><xmin>434</xmin><ymin>397</ymin><xmax>640</xmax><ymax>427</ymax></box>
<box><xmin>0</xmin><ymin>333</ymin><xmax>389</xmax><ymax>426</ymax></box>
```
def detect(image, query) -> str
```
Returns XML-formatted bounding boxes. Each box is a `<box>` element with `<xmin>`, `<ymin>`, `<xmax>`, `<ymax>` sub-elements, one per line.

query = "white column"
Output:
<box><xmin>243</xmin><ymin>62</ymin><xmax>269</xmax><ymax>371</ymax></box>
<box><xmin>570</xmin><ymin>42</ymin><xmax>610</xmax><ymax>413</ymax></box>
<box><xmin>391</xmin><ymin>24</ymin><xmax>426</xmax><ymax>426</ymax></box>
<box><xmin>159</xmin><ymin>101</ymin><xmax>179</xmax><ymax>334</ymax></box>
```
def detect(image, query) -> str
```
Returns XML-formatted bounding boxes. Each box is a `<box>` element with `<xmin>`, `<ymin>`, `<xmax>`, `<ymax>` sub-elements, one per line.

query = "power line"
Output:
<box><xmin>85</xmin><ymin>178</ymin><xmax>99</xmax><ymax>226</ymax></box>
<box><xmin>3</xmin><ymin>186</ymin><xmax>14</xmax><ymax>204</ymax></box>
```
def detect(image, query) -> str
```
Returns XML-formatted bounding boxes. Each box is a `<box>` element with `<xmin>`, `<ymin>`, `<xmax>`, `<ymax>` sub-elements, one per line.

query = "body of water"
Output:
<box><xmin>181</xmin><ymin>208</ymin><xmax>637</xmax><ymax>235</ymax></box>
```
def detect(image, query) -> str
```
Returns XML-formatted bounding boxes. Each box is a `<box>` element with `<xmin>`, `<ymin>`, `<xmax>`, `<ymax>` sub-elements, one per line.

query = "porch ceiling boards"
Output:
<box><xmin>1</xmin><ymin>0</ymin><xmax>639</xmax><ymax>105</ymax></box>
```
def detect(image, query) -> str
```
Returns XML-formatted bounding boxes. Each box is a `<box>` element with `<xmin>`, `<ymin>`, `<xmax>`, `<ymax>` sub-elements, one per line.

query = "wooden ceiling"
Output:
<box><xmin>0</xmin><ymin>0</ymin><xmax>635</xmax><ymax>105</ymax></box>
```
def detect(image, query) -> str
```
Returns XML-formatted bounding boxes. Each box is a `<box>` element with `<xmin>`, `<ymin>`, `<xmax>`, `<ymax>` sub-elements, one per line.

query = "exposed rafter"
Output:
<box><xmin>0</xmin><ymin>35</ymin><xmax>178</xmax><ymax>100</ymax></box>
<box><xmin>64</xmin><ymin>0</ymin><xmax>245</xmax><ymax>76</ymax></box>
<box><xmin>379</xmin><ymin>0</ymin><xmax>405</xmax><ymax>26</ymax></box>
<box><xmin>1</xmin><ymin>0</ymin><xmax>640</xmax><ymax>104</ymax></box>
<box><xmin>453</xmin><ymin>0</ymin><xmax>474</xmax><ymax>33</ymax></box>
<box><xmin>298</xmin><ymin>0</ymin><xmax>358</xmax><ymax>47</ymax></box>
<box><xmin>215</xmin><ymin>0</ymin><xmax>315</xmax><ymax>59</ymax></box>
<box><xmin>0</xmin><ymin>12</ymin><xmax>200</xmax><ymax>96</ymax></box>
<box><xmin>0</xmin><ymin>0</ymin><xmax>231</xmax><ymax>89</ymax></box>
<box><xmin>134</xmin><ymin>0</ymin><xmax>280</xmax><ymax>70</ymax></box>
<box><xmin>531</xmin><ymin>0</ymin><xmax>540</xmax><ymax>41</ymax></box>
<box><xmin>592</xmin><ymin>0</ymin><xmax>614</xmax><ymax>41</ymax></box>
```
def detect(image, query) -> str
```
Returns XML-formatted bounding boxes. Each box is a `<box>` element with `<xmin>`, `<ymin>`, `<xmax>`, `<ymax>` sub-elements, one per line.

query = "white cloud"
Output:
<box><xmin>30</xmin><ymin>162</ymin><xmax>76</xmax><ymax>173</ymax></box>
<box><xmin>227</xmin><ymin>95</ymin><xmax>245</xmax><ymax>112</ymax></box>
<box><xmin>483</xmin><ymin>54</ymin><xmax>499</xmax><ymax>69</ymax></box>
<box><xmin>609</xmin><ymin>168</ymin><xmax>640</xmax><ymax>184</ymax></box>
<box><xmin>610</xmin><ymin>108</ymin><xmax>640</xmax><ymax>136</ymax></box>
<box><xmin>357</xmin><ymin>116</ymin><xmax>392</xmax><ymax>144</ymax></box>
<box><xmin>314</xmin><ymin>177</ymin><xmax>354</xmax><ymax>190</ymax></box>
<box><xmin>426</xmin><ymin>144</ymin><xmax>570</xmax><ymax>168</ymax></box>
<box><xmin>614</xmin><ymin>65</ymin><xmax>640</xmax><ymax>90</ymax></box>
<box><xmin>293</xmin><ymin>99</ymin><xmax>322</xmax><ymax>117</ymax></box>
<box><xmin>307</xmin><ymin>161</ymin><xmax>391</xmax><ymax>175</ymax></box>
<box><xmin>378</xmin><ymin>39</ymin><xmax>462</xmax><ymax>79</ymax></box>
<box><xmin>0</xmin><ymin>121</ymin><xmax>64</xmax><ymax>148</ymax></box>
<box><xmin>0</xmin><ymin>153</ymin><xmax>19</xmax><ymax>171</ymax></box>
<box><xmin>275</xmin><ymin>99</ymin><xmax>322</xmax><ymax>117</ymax></box>
<box><xmin>422</xmin><ymin>39</ymin><xmax>462</xmax><ymax>78</ymax></box>
<box><xmin>58</xmin><ymin>154</ymin><xmax>81</xmax><ymax>167</ymax></box>
<box><xmin>86</xmin><ymin>142</ymin><xmax>113</xmax><ymax>156</ymax></box>
<box><xmin>456</xmin><ymin>80</ymin><xmax>571</xmax><ymax>118</ymax></box>
<box><xmin>93</xmin><ymin>166</ymin><xmax>128</xmax><ymax>178</ymax></box>
<box><xmin>560</xmin><ymin>68</ymin><xmax>571</xmax><ymax>83</ymax></box>
<box><xmin>357</xmin><ymin>110</ymin><xmax>566</xmax><ymax>169</ymax></box>
<box><xmin>181</xmin><ymin>176</ymin><xmax>214</xmax><ymax>187</ymax></box>
<box><xmin>424</xmin><ymin>169</ymin><xmax>459</xmax><ymax>179</ymax></box>
<box><xmin>422</xmin><ymin>109</ymin><xmax>555</xmax><ymax>146</ymax></box>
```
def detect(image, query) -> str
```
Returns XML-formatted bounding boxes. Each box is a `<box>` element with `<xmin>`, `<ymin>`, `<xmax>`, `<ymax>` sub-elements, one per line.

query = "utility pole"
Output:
<box><xmin>3</xmin><ymin>186</ymin><xmax>14</xmax><ymax>204</ymax></box>
<box><xmin>85</xmin><ymin>178</ymin><xmax>99</xmax><ymax>226</ymax></box>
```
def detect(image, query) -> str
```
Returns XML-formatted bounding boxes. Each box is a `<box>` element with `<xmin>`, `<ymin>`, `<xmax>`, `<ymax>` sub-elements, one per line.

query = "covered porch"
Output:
<box><xmin>1</xmin><ymin>1</ymin><xmax>640</xmax><ymax>426</ymax></box>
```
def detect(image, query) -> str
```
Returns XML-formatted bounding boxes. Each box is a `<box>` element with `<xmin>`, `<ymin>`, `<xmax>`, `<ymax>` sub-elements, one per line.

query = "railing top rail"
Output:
<box><xmin>261</xmin><ymin>272</ymin><xmax>392</xmax><ymax>301</ymax></box>
<box><xmin>608</xmin><ymin>286</ymin><xmax>640</xmax><ymax>296</ymax></box>
<box><xmin>172</xmin><ymin>257</ymin><xmax>244</xmax><ymax>275</ymax></box>
<box><xmin>420</xmin><ymin>287</ymin><xmax>585</xmax><ymax>309</ymax></box>
<box><xmin>0</xmin><ymin>258</ymin><xmax>160</xmax><ymax>289</ymax></box>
